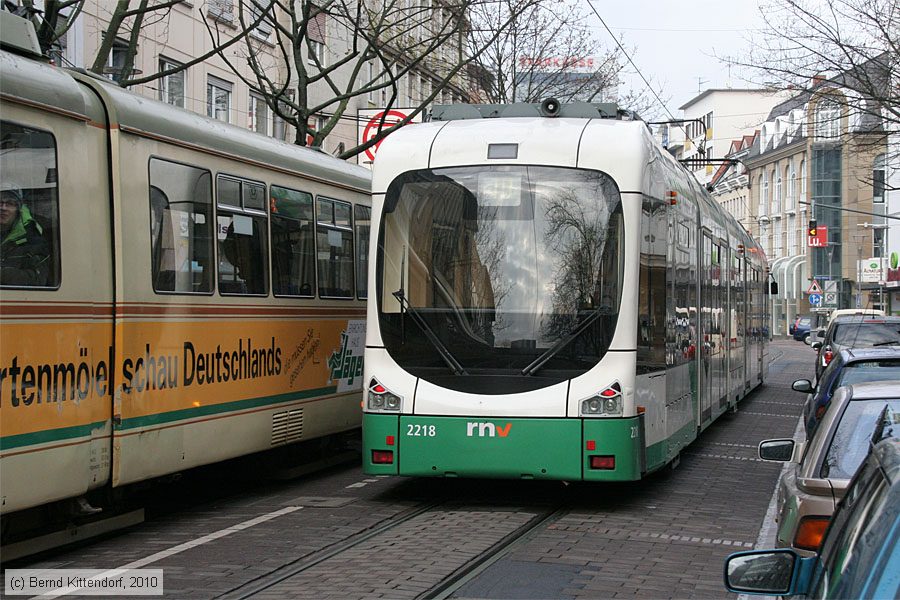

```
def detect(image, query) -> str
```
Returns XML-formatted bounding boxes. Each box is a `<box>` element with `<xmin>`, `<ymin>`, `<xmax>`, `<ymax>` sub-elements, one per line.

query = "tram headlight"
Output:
<box><xmin>367</xmin><ymin>379</ymin><xmax>402</xmax><ymax>412</ymax></box>
<box><xmin>580</xmin><ymin>382</ymin><xmax>623</xmax><ymax>417</ymax></box>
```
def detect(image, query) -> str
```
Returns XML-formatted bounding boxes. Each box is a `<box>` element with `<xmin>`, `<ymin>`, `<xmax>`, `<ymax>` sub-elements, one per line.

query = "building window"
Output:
<box><xmin>368</xmin><ymin>62</ymin><xmax>375</xmax><ymax>103</ymax></box>
<box><xmin>308</xmin><ymin>5</ymin><xmax>326</xmax><ymax>66</ymax></box>
<box><xmin>106</xmin><ymin>38</ymin><xmax>130</xmax><ymax>83</ymax></box>
<box><xmin>815</xmin><ymin>97</ymin><xmax>841</xmax><ymax>140</ymax></box>
<box><xmin>760</xmin><ymin>172</ymin><xmax>769</xmax><ymax>216</ymax></box>
<box><xmin>208</xmin><ymin>0</ymin><xmax>233</xmax><ymax>22</ymax></box>
<box><xmin>800</xmin><ymin>159</ymin><xmax>807</xmax><ymax>199</ymax></box>
<box><xmin>207</xmin><ymin>76</ymin><xmax>232</xmax><ymax>123</ymax></box>
<box><xmin>787</xmin><ymin>161</ymin><xmax>796</xmax><ymax>211</ymax></box>
<box><xmin>247</xmin><ymin>1</ymin><xmax>274</xmax><ymax>40</ymax></box>
<box><xmin>774</xmin><ymin>168</ymin><xmax>782</xmax><ymax>214</ymax></box>
<box><xmin>159</xmin><ymin>58</ymin><xmax>185</xmax><ymax>108</ymax></box>
<box><xmin>787</xmin><ymin>215</ymin><xmax>796</xmax><ymax>254</ymax></box>
<box><xmin>873</xmin><ymin>153</ymin><xmax>885</xmax><ymax>203</ymax></box>
<box><xmin>272</xmin><ymin>92</ymin><xmax>294</xmax><ymax>141</ymax></box>
<box><xmin>249</xmin><ymin>92</ymin><xmax>269</xmax><ymax>135</ymax></box>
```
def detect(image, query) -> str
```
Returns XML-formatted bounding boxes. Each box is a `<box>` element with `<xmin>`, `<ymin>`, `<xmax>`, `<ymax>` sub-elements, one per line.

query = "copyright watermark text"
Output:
<box><xmin>5</xmin><ymin>569</ymin><xmax>163</xmax><ymax>596</ymax></box>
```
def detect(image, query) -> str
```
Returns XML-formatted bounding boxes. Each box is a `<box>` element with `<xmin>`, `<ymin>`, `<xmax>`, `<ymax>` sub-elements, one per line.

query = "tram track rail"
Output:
<box><xmin>420</xmin><ymin>507</ymin><xmax>569</xmax><ymax>600</ymax></box>
<box><xmin>216</xmin><ymin>501</ymin><xmax>443</xmax><ymax>600</ymax></box>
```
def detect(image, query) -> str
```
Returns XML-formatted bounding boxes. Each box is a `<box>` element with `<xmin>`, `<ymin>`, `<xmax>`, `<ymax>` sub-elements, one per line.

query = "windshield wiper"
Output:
<box><xmin>872</xmin><ymin>339</ymin><xmax>900</xmax><ymax>347</ymax></box>
<box><xmin>521</xmin><ymin>309</ymin><xmax>607</xmax><ymax>376</ymax></box>
<box><xmin>392</xmin><ymin>289</ymin><xmax>468</xmax><ymax>376</ymax></box>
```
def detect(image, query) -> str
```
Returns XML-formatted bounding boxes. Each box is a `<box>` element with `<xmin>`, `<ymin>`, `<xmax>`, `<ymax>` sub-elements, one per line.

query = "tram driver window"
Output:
<box><xmin>0</xmin><ymin>121</ymin><xmax>61</xmax><ymax>289</ymax></box>
<box><xmin>271</xmin><ymin>185</ymin><xmax>315</xmax><ymax>297</ymax></box>
<box><xmin>216</xmin><ymin>176</ymin><xmax>269</xmax><ymax>296</ymax></box>
<box><xmin>316</xmin><ymin>196</ymin><xmax>354</xmax><ymax>298</ymax></box>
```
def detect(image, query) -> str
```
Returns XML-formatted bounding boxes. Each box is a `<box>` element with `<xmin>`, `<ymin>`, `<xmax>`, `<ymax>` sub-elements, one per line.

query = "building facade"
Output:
<box><xmin>49</xmin><ymin>1</ymin><xmax>470</xmax><ymax>163</ymax></box>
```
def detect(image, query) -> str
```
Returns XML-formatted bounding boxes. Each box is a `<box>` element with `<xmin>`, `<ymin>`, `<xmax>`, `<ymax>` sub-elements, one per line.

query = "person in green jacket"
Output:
<box><xmin>0</xmin><ymin>188</ymin><xmax>50</xmax><ymax>286</ymax></box>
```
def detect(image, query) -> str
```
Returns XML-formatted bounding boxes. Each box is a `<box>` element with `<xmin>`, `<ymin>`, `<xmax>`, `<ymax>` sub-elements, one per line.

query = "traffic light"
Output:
<box><xmin>808</xmin><ymin>219</ymin><xmax>817</xmax><ymax>237</ymax></box>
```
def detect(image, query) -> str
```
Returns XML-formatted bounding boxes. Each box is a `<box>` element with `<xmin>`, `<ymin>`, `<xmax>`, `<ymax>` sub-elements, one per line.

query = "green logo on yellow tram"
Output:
<box><xmin>328</xmin><ymin>329</ymin><xmax>364</xmax><ymax>386</ymax></box>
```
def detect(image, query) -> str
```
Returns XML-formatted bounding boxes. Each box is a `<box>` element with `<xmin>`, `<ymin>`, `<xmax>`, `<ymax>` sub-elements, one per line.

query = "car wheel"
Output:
<box><xmin>803</xmin><ymin>333</ymin><xmax>811</xmax><ymax>344</ymax></box>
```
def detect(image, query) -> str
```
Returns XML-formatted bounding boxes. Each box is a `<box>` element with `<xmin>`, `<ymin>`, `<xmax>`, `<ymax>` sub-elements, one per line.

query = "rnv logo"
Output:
<box><xmin>466</xmin><ymin>422</ymin><xmax>512</xmax><ymax>437</ymax></box>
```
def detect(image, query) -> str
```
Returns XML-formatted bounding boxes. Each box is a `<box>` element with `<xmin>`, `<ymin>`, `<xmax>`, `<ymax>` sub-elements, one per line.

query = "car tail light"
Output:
<box><xmin>372</xmin><ymin>450</ymin><xmax>394</xmax><ymax>464</ymax></box>
<box><xmin>794</xmin><ymin>516</ymin><xmax>829</xmax><ymax>551</ymax></box>
<box><xmin>822</xmin><ymin>348</ymin><xmax>834</xmax><ymax>366</ymax></box>
<box><xmin>590</xmin><ymin>455</ymin><xmax>615</xmax><ymax>470</ymax></box>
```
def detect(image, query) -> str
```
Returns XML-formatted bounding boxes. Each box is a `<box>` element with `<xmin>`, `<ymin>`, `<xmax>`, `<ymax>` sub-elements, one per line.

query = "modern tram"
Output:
<box><xmin>362</xmin><ymin>101</ymin><xmax>770</xmax><ymax>481</ymax></box>
<box><xmin>0</xmin><ymin>15</ymin><xmax>371</xmax><ymax>518</ymax></box>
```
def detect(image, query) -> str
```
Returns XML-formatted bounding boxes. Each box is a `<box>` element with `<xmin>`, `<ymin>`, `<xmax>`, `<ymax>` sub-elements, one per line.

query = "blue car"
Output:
<box><xmin>724</xmin><ymin>436</ymin><xmax>900</xmax><ymax>598</ymax></box>
<box><xmin>792</xmin><ymin>316</ymin><xmax>813</xmax><ymax>341</ymax></box>
<box><xmin>792</xmin><ymin>346</ymin><xmax>900</xmax><ymax>435</ymax></box>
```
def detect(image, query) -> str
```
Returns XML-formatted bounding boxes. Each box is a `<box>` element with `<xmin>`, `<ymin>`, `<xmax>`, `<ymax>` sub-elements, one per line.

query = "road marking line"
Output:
<box><xmin>345</xmin><ymin>482</ymin><xmax>367</xmax><ymax>488</ymax></box>
<box><xmin>39</xmin><ymin>506</ymin><xmax>302</xmax><ymax>598</ymax></box>
<box><xmin>686</xmin><ymin>452</ymin><xmax>766</xmax><ymax>463</ymax></box>
<box><xmin>634</xmin><ymin>531</ymin><xmax>752</xmax><ymax>548</ymax></box>
<box><xmin>707</xmin><ymin>442</ymin><xmax>757</xmax><ymax>449</ymax></box>
<box><xmin>742</xmin><ymin>412</ymin><xmax>798</xmax><ymax>418</ymax></box>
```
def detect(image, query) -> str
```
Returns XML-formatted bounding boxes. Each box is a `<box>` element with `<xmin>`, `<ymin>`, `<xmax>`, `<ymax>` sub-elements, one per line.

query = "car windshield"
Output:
<box><xmin>800</xmin><ymin>318</ymin><xmax>811</xmax><ymax>326</ymax></box>
<box><xmin>833</xmin><ymin>322</ymin><xmax>900</xmax><ymax>345</ymax></box>
<box><xmin>821</xmin><ymin>399</ymin><xmax>900</xmax><ymax>479</ymax></box>
<box><xmin>377</xmin><ymin>165</ymin><xmax>624</xmax><ymax>393</ymax></box>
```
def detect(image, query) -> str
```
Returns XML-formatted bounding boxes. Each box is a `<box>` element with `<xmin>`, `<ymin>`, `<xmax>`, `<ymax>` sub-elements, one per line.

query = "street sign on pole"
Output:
<box><xmin>806</xmin><ymin>280</ymin><xmax>823</xmax><ymax>295</ymax></box>
<box><xmin>809</xmin><ymin>293</ymin><xmax>822</xmax><ymax>306</ymax></box>
<box><xmin>808</xmin><ymin>225</ymin><xmax>829</xmax><ymax>248</ymax></box>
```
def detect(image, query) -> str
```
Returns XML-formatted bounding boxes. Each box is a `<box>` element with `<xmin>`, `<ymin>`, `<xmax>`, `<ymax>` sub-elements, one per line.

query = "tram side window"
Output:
<box><xmin>217</xmin><ymin>176</ymin><xmax>269</xmax><ymax>295</ymax></box>
<box><xmin>271</xmin><ymin>185</ymin><xmax>315</xmax><ymax>297</ymax></box>
<box><xmin>0</xmin><ymin>121</ymin><xmax>61</xmax><ymax>289</ymax></box>
<box><xmin>355</xmin><ymin>205</ymin><xmax>371</xmax><ymax>300</ymax></box>
<box><xmin>316</xmin><ymin>196</ymin><xmax>354</xmax><ymax>298</ymax></box>
<box><xmin>149</xmin><ymin>158</ymin><xmax>213</xmax><ymax>293</ymax></box>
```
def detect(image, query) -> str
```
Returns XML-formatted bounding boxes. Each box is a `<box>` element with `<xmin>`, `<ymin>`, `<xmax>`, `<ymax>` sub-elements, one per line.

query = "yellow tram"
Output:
<box><xmin>0</xmin><ymin>20</ymin><xmax>370</xmax><ymax>516</ymax></box>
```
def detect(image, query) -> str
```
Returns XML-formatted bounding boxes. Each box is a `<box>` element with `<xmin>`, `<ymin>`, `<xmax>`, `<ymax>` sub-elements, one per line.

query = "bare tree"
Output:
<box><xmin>10</xmin><ymin>0</ymin><xmax>272</xmax><ymax>88</ymax></box>
<box><xmin>732</xmin><ymin>0</ymin><xmax>898</xmax><ymax>179</ymax></box>
<box><xmin>466</xmin><ymin>0</ymin><xmax>620</xmax><ymax>104</ymax></box>
<box><xmin>211</xmin><ymin>0</ymin><xmax>542</xmax><ymax>159</ymax></box>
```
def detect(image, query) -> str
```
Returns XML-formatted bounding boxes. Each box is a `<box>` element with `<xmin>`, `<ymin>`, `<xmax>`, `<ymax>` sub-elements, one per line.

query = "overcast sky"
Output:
<box><xmin>586</xmin><ymin>0</ymin><xmax>768</xmax><ymax>119</ymax></box>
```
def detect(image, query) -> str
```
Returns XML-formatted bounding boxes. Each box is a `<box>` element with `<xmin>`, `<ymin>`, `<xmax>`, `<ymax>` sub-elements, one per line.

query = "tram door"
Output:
<box><xmin>699</xmin><ymin>232</ymin><xmax>713</xmax><ymax>426</ymax></box>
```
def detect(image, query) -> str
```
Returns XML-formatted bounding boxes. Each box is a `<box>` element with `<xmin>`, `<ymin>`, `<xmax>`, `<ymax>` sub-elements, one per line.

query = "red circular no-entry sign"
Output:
<box><xmin>362</xmin><ymin>110</ymin><xmax>411</xmax><ymax>162</ymax></box>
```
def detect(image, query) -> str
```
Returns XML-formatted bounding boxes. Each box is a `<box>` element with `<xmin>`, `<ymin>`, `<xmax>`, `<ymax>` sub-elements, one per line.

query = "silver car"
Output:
<box><xmin>758</xmin><ymin>381</ymin><xmax>900</xmax><ymax>556</ymax></box>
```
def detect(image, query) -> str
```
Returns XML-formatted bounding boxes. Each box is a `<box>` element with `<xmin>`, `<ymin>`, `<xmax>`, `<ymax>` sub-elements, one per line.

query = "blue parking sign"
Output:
<box><xmin>809</xmin><ymin>293</ymin><xmax>822</xmax><ymax>305</ymax></box>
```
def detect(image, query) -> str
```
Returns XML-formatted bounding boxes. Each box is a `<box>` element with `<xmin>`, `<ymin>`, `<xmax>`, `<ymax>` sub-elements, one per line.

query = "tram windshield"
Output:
<box><xmin>378</xmin><ymin>165</ymin><xmax>624</xmax><ymax>393</ymax></box>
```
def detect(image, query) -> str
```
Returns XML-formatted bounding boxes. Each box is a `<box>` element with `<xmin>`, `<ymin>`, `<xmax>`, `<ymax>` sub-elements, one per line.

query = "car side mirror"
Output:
<box><xmin>792</xmin><ymin>379</ymin><xmax>813</xmax><ymax>393</ymax></box>
<box><xmin>724</xmin><ymin>550</ymin><xmax>811</xmax><ymax>596</ymax></box>
<box><xmin>759</xmin><ymin>439</ymin><xmax>795</xmax><ymax>461</ymax></box>
<box><xmin>812</xmin><ymin>342</ymin><xmax>822</xmax><ymax>350</ymax></box>
<box><xmin>817</xmin><ymin>330</ymin><xmax>825</xmax><ymax>338</ymax></box>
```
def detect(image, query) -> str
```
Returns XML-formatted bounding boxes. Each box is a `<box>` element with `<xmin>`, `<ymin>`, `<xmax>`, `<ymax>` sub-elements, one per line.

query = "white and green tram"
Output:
<box><xmin>362</xmin><ymin>102</ymin><xmax>770</xmax><ymax>481</ymax></box>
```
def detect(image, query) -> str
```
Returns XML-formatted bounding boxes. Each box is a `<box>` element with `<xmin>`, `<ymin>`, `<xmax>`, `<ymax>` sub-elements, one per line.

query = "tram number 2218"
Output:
<box><xmin>406</xmin><ymin>424</ymin><xmax>437</xmax><ymax>437</ymax></box>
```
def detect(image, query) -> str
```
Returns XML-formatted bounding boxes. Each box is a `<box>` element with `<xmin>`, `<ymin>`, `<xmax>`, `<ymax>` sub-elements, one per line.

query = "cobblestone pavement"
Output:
<box><xmin>4</xmin><ymin>340</ymin><xmax>813</xmax><ymax>599</ymax></box>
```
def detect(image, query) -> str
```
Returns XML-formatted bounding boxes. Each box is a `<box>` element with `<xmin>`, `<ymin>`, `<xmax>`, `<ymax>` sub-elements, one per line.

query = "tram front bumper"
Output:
<box><xmin>362</xmin><ymin>413</ymin><xmax>643</xmax><ymax>481</ymax></box>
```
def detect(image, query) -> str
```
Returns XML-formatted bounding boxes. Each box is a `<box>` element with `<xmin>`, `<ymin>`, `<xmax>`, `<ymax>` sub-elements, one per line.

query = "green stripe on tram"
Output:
<box><xmin>0</xmin><ymin>387</ymin><xmax>340</xmax><ymax>450</ymax></box>
<box><xmin>0</xmin><ymin>421</ymin><xmax>108</xmax><ymax>451</ymax></box>
<box><xmin>117</xmin><ymin>386</ymin><xmax>339</xmax><ymax>430</ymax></box>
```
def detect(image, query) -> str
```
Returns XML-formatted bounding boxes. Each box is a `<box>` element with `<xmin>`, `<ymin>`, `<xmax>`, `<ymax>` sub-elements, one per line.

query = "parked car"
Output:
<box><xmin>793</xmin><ymin>316</ymin><xmax>813</xmax><ymax>342</ymax></box>
<box><xmin>793</xmin><ymin>347</ymin><xmax>900</xmax><ymax>435</ymax></box>
<box><xmin>813</xmin><ymin>315</ymin><xmax>900</xmax><ymax>380</ymax></box>
<box><xmin>828</xmin><ymin>307</ymin><xmax>884</xmax><ymax>321</ymax></box>
<box><xmin>789</xmin><ymin>315</ymin><xmax>805</xmax><ymax>336</ymax></box>
<box><xmin>724</xmin><ymin>436</ymin><xmax>900</xmax><ymax>598</ymax></box>
<box><xmin>758</xmin><ymin>381</ymin><xmax>900</xmax><ymax>556</ymax></box>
